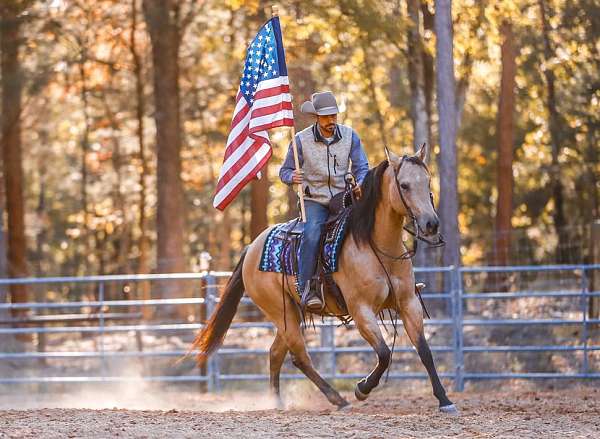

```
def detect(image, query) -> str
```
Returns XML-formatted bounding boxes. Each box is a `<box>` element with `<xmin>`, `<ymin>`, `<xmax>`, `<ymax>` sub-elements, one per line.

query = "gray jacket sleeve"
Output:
<box><xmin>350</xmin><ymin>130</ymin><xmax>369</xmax><ymax>184</ymax></box>
<box><xmin>279</xmin><ymin>135</ymin><xmax>303</xmax><ymax>185</ymax></box>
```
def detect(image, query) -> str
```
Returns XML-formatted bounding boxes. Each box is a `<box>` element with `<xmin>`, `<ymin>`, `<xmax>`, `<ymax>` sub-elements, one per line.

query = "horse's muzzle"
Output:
<box><xmin>425</xmin><ymin>218</ymin><xmax>439</xmax><ymax>236</ymax></box>
<box><xmin>418</xmin><ymin>214</ymin><xmax>439</xmax><ymax>237</ymax></box>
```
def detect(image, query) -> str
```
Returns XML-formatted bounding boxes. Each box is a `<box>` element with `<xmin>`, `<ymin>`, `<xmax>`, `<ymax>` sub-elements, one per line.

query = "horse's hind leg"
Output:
<box><xmin>269</xmin><ymin>331</ymin><xmax>287</xmax><ymax>407</ymax></box>
<box><xmin>287</xmin><ymin>336</ymin><xmax>349</xmax><ymax>408</ymax></box>
<box><xmin>350</xmin><ymin>307</ymin><xmax>391</xmax><ymax>401</ymax></box>
<box><xmin>400</xmin><ymin>295</ymin><xmax>457</xmax><ymax>413</ymax></box>
<box><xmin>278</xmin><ymin>307</ymin><xmax>349</xmax><ymax>408</ymax></box>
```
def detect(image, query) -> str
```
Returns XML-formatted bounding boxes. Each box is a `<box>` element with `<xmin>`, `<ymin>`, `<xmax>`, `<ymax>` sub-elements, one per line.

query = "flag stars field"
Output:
<box><xmin>214</xmin><ymin>16</ymin><xmax>293</xmax><ymax>210</ymax></box>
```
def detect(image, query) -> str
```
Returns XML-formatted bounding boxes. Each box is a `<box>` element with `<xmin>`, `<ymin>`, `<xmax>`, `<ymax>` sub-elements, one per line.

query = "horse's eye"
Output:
<box><xmin>400</xmin><ymin>183</ymin><xmax>410</xmax><ymax>190</ymax></box>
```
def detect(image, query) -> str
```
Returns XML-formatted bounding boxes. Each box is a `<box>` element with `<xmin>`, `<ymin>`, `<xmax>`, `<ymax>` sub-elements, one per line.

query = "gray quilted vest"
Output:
<box><xmin>297</xmin><ymin>124</ymin><xmax>353</xmax><ymax>206</ymax></box>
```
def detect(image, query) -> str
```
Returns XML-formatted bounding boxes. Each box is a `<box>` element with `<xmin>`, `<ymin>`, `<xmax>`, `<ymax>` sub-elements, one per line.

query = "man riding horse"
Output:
<box><xmin>279</xmin><ymin>91</ymin><xmax>369</xmax><ymax>313</ymax></box>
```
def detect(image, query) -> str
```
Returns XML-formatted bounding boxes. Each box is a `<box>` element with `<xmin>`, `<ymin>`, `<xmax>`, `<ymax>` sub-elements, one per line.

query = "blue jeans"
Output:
<box><xmin>298</xmin><ymin>200</ymin><xmax>329</xmax><ymax>290</ymax></box>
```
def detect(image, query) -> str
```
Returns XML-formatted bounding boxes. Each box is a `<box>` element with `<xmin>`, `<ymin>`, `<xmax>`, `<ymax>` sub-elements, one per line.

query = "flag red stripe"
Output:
<box><xmin>216</xmin><ymin>138</ymin><xmax>268</xmax><ymax>192</ymax></box>
<box><xmin>250</xmin><ymin>117</ymin><xmax>294</xmax><ymax>133</ymax></box>
<box><xmin>224</xmin><ymin>104</ymin><xmax>290</xmax><ymax>161</ymax></box>
<box><xmin>223</xmin><ymin>126</ymin><xmax>250</xmax><ymax>161</ymax></box>
<box><xmin>228</xmin><ymin>99</ymin><xmax>250</xmax><ymax>130</ymax></box>
<box><xmin>254</xmin><ymin>84</ymin><xmax>290</xmax><ymax>100</ymax></box>
<box><xmin>214</xmin><ymin>74</ymin><xmax>293</xmax><ymax>210</ymax></box>
<box><xmin>250</xmin><ymin>101</ymin><xmax>293</xmax><ymax>119</ymax></box>
<box><xmin>214</xmin><ymin>149</ymin><xmax>272</xmax><ymax>211</ymax></box>
<box><xmin>218</xmin><ymin>114</ymin><xmax>290</xmax><ymax>190</ymax></box>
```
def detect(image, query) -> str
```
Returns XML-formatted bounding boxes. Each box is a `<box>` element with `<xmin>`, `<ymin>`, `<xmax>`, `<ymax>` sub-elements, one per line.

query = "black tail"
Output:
<box><xmin>190</xmin><ymin>248</ymin><xmax>247</xmax><ymax>367</ymax></box>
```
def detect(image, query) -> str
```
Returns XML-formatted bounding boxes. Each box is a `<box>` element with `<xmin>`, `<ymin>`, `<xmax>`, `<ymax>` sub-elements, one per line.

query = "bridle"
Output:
<box><xmin>369</xmin><ymin>150</ymin><xmax>445</xmax><ymax>261</ymax></box>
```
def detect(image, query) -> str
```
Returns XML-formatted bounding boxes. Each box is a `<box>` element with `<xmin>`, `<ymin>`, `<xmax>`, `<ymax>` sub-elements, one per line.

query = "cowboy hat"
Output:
<box><xmin>300</xmin><ymin>91</ymin><xmax>340</xmax><ymax>116</ymax></box>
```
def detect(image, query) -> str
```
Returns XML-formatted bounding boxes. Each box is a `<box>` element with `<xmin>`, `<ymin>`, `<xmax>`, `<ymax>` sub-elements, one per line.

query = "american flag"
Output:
<box><xmin>213</xmin><ymin>16</ymin><xmax>294</xmax><ymax>210</ymax></box>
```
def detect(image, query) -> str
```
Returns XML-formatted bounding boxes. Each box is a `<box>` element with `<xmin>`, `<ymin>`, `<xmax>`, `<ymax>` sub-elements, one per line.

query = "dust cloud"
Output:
<box><xmin>0</xmin><ymin>361</ymin><xmax>323</xmax><ymax>412</ymax></box>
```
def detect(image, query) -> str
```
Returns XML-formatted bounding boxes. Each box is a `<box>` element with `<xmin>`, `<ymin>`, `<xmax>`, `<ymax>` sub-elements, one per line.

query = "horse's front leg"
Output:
<box><xmin>400</xmin><ymin>294</ymin><xmax>458</xmax><ymax>414</ymax></box>
<box><xmin>350</xmin><ymin>305</ymin><xmax>391</xmax><ymax>401</ymax></box>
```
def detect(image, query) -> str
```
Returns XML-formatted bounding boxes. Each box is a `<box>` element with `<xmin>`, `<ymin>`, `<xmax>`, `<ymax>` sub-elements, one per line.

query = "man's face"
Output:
<box><xmin>316</xmin><ymin>114</ymin><xmax>337</xmax><ymax>135</ymax></box>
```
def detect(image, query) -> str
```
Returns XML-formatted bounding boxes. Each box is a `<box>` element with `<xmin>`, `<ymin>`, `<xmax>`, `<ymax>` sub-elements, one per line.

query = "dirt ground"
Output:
<box><xmin>0</xmin><ymin>384</ymin><xmax>599</xmax><ymax>438</ymax></box>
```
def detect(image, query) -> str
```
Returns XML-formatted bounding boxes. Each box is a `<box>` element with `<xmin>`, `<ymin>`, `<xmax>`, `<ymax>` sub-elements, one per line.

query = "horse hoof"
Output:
<box><xmin>337</xmin><ymin>400</ymin><xmax>352</xmax><ymax>411</ymax></box>
<box><xmin>439</xmin><ymin>403</ymin><xmax>459</xmax><ymax>415</ymax></box>
<box><xmin>354</xmin><ymin>385</ymin><xmax>369</xmax><ymax>401</ymax></box>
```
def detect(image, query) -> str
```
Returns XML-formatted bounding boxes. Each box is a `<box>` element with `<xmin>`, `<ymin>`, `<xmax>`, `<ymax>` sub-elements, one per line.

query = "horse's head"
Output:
<box><xmin>384</xmin><ymin>144</ymin><xmax>440</xmax><ymax>237</ymax></box>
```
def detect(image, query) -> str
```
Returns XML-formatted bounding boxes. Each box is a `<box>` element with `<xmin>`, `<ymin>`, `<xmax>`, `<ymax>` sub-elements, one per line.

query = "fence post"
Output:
<box><xmin>205</xmin><ymin>274</ymin><xmax>220</xmax><ymax>392</ymax></box>
<box><xmin>320</xmin><ymin>318</ymin><xmax>335</xmax><ymax>379</ymax></box>
<box><xmin>590</xmin><ymin>221</ymin><xmax>600</xmax><ymax>318</ymax></box>
<box><xmin>98</xmin><ymin>282</ymin><xmax>107</xmax><ymax>379</ymax></box>
<box><xmin>581</xmin><ymin>267</ymin><xmax>589</xmax><ymax>376</ymax></box>
<box><xmin>452</xmin><ymin>266</ymin><xmax>464</xmax><ymax>391</ymax></box>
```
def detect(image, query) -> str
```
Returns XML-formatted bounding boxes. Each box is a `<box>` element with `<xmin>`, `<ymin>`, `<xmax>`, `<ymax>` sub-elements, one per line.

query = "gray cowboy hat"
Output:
<box><xmin>300</xmin><ymin>91</ymin><xmax>340</xmax><ymax>116</ymax></box>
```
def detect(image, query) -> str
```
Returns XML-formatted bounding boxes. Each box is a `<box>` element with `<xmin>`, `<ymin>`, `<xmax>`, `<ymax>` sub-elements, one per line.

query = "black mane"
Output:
<box><xmin>348</xmin><ymin>160</ymin><xmax>389</xmax><ymax>245</ymax></box>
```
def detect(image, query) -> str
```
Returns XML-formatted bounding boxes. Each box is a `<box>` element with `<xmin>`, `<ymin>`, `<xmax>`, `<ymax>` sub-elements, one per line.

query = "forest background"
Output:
<box><xmin>0</xmin><ymin>0</ymin><xmax>598</xmax><ymax>308</ymax></box>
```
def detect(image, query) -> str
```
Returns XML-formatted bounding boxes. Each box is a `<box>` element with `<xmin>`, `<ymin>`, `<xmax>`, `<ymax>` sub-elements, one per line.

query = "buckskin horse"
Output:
<box><xmin>190</xmin><ymin>144</ymin><xmax>457</xmax><ymax>414</ymax></box>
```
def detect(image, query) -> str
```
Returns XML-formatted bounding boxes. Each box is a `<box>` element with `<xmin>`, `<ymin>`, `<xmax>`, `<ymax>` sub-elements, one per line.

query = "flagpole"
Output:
<box><xmin>272</xmin><ymin>5</ymin><xmax>306</xmax><ymax>222</ymax></box>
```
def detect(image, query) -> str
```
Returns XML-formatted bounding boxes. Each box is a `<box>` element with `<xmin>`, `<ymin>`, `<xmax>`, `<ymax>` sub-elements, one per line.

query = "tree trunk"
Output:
<box><xmin>407</xmin><ymin>0</ymin><xmax>429</xmax><ymax>150</ymax></box>
<box><xmin>78</xmin><ymin>48</ymin><xmax>92</xmax><ymax>277</ymax></box>
<box><xmin>585</xmin><ymin>118</ymin><xmax>599</xmax><ymax>221</ymax></box>
<box><xmin>538</xmin><ymin>0</ymin><xmax>568</xmax><ymax>262</ymax></box>
<box><xmin>455</xmin><ymin>53</ymin><xmax>471</xmax><ymax>133</ymax></box>
<box><xmin>485</xmin><ymin>21</ymin><xmax>518</xmax><ymax>293</ymax></box>
<box><xmin>249</xmin><ymin>1</ymin><xmax>269</xmax><ymax>240</ymax></box>
<box><xmin>143</xmin><ymin>0</ymin><xmax>187</xmax><ymax>319</ymax></box>
<box><xmin>131</xmin><ymin>0</ymin><xmax>152</xmax><ymax>319</ymax></box>
<box><xmin>250</xmin><ymin>170</ymin><xmax>269</xmax><ymax>239</ymax></box>
<box><xmin>143</xmin><ymin>0</ymin><xmax>187</xmax><ymax>279</ymax></box>
<box><xmin>494</xmin><ymin>21</ymin><xmax>517</xmax><ymax>270</ymax></box>
<box><xmin>434</xmin><ymin>0</ymin><xmax>460</xmax><ymax>271</ymax></box>
<box><xmin>101</xmin><ymin>93</ymin><xmax>131</xmax><ymax>276</ymax></box>
<box><xmin>454</xmin><ymin>2</ymin><xmax>482</xmax><ymax>134</ymax></box>
<box><xmin>585</xmin><ymin>43</ymin><xmax>600</xmax><ymax>221</ymax></box>
<box><xmin>407</xmin><ymin>0</ymin><xmax>436</xmax><ymax>287</ymax></box>
<box><xmin>362</xmin><ymin>41</ymin><xmax>389</xmax><ymax>147</ymax></box>
<box><xmin>389</xmin><ymin>0</ymin><xmax>403</xmax><ymax>109</ymax></box>
<box><xmin>591</xmin><ymin>221</ymin><xmax>600</xmax><ymax>318</ymax></box>
<box><xmin>241</xmin><ymin>191</ymin><xmax>250</xmax><ymax>245</ymax></box>
<box><xmin>1</xmin><ymin>2</ymin><xmax>29</xmax><ymax>312</ymax></box>
<box><xmin>217</xmin><ymin>209</ymin><xmax>232</xmax><ymax>270</ymax></box>
<box><xmin>421</xmin><ymin>2</ymin><xmax>435</xmax><ymax>145</ymax></box>
<box><xmin>35</xmin><ymin>173</ymin><xmax>47</xmax><ymax>278</ymax></box>
<box><xmin>0</xmin><ymin>187</ymin><xmax>7</xmax><ymax>320</ymax></box>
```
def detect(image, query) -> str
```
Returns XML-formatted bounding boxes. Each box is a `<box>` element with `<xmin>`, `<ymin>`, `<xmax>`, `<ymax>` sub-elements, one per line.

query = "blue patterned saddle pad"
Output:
<box><xmin>258</xmin><ymin>213</ymin><xmax>350</xmax><ymax>275</ymax></box>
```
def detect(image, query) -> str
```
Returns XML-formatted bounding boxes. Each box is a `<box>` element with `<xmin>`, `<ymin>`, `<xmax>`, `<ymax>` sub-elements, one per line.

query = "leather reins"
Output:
<box><xmin>367</xmin><ymin>152</ymin><xmax>445</xmax><ymax>321</ymax></box>
<box><xmin>369</xmin><ymin>154</ymin><xmax>445</xmax><ymax>261</ymax></box>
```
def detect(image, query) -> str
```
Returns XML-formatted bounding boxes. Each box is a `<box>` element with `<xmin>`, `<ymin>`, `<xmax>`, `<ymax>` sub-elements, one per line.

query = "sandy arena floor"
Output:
<box><xmin>0</xmin><ymin>385</ymin><xmax>598</xmax><ymax>438</ymax></box>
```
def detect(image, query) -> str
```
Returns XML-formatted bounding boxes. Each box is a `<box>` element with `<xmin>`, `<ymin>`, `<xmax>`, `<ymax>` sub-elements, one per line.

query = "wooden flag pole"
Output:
<box><xmin>272</xmin><ymin>5</ymin><xmax>306</xmax><ymax>222</ymax></box>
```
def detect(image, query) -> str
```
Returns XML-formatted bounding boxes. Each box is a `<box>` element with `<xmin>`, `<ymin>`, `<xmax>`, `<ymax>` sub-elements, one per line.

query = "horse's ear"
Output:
<box><xmin>416</xmin><ymin>142</ymin><xmax>428</xmax><ymax>164</ymax></box>
<box><xmin>385</xmin><ymin>146</ymin><xmax>401</xmax><ymax>167</ymax></box>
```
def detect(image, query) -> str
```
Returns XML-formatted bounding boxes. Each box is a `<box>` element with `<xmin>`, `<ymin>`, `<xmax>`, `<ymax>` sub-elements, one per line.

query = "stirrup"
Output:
<box><xmin>301</xmin><ymin>279</ymin><xmax>324</xmax><ymax>312</ymax></box>
<box><xmin>305</xmin><ymin>296</ymin><xmax>324</xmax><ymax>312</ymax></box>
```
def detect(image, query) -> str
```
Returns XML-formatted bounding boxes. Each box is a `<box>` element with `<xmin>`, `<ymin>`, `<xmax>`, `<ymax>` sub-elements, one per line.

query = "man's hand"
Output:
<box><xmin>352</xmin><ymin>185</ymin><xmax>362</xmax><ymax>199</ymax></box>
<box><xmin>292</xmin><ymin>169</ymin><xmax>304</xmax><ymax>185</ymax></box>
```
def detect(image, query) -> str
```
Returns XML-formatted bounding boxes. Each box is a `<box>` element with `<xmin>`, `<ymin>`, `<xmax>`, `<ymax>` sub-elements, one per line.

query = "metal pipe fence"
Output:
<box><xmin>0</xmin><ymin>264</ymin><xmax>599</xmax><ymax>392</ymax></box>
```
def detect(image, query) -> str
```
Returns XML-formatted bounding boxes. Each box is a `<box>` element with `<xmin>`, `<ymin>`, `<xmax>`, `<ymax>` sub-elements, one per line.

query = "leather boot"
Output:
<box><xmin>302</xmin><ymin>279</ymin><xmax>323</xmax><ymax>313</ymax></box>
